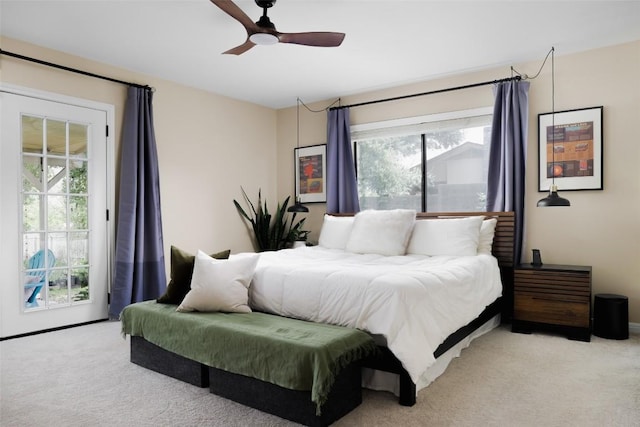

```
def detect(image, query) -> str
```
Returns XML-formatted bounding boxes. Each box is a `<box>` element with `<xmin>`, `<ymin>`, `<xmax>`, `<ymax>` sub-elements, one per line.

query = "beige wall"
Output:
<box><xmin>3</xmin><ymin>36</ymin><xmax>637</xmax><ymax>322</ymax></box>
<box><xmin>1</xmin><ymin>37</ymin><xmax>277</xmax><ymax>261</ymax></box>
<box><xmin>277</xmin><ymin>41</ymin><xmax>640</xmax><ymax>323</ymax></box>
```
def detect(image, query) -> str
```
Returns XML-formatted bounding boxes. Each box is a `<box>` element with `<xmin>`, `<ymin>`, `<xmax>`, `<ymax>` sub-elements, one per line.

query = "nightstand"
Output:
<box><xmin>512</xmin><ymin>263</ymin><xmax>592</xmax><ymax>342</ymax></box>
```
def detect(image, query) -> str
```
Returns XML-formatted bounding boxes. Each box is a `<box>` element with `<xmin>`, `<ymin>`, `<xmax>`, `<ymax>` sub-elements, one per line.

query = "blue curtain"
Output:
<box><xmin>486</xmin><ymin>80</ymin><xmax>530</xmax><ymax>264</ymax></box>
<box><xmin>326</xmin><ymin>108</ymin><xmax>360</xmax><ymax>213</ymax></box>
<box><xmin>109</xmin><ymin>86</ymin><xmax>166</xmax><ymax>319</ymax></box>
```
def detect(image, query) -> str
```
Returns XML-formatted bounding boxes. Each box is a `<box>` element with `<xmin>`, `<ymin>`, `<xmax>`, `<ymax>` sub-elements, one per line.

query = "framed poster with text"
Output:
<box><xmin>294</xmin><ymin>144</ymin><xmax>326</xmax><ymax>203</ymax></box>
<box><xmin>538</xmin><ymin>106</ymin><xmax>603</xmax><ymax>191</ymax></box>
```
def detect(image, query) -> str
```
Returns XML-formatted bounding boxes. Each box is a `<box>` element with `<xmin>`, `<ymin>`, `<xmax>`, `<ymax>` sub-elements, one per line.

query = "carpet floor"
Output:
<box><xmin>1</xmin><ymin>321</ymin><xmax>638</xmax><ymax>426</ymax></box>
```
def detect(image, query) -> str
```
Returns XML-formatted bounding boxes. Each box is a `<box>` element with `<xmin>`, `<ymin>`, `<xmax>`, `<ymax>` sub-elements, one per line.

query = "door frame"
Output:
<box><xmin>0</xmin><ymin>83</ymin><xmax>115</xmax><ymax>338</ymax></box>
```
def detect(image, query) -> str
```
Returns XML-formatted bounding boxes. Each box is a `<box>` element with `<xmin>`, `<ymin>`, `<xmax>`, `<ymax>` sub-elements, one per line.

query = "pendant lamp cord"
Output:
<box><xmin>536</xmin><ymin>46</ymin><xmax>570</xmax><ymax>206</ymax></box>
<box><xmin>511</xmin><ymin>47</ymin><xmax>553</xmax><ymax>81</ymax></box>
<box><xmin>298</xmin><ymin>97</ymin><xmax>341</xmax><ymax>113</ymax></box>
<box><xmin>516</xmin><ymin>47</ymin><xmax>557</xmax><ymax>190</ymax></box>
<box><xmin>551</xmin><ymin>46</ymin><xmax>556</xmax><ymax>188</ymax></box>
<box><xmin>296</xmin><ymin>97</ymin><xmax>300</xmax><ymax>149</ymax></box>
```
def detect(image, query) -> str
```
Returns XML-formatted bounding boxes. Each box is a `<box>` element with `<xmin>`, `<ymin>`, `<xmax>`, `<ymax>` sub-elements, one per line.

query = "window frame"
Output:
<box><xmin>351</xmin><ymin>107</ymin><xmax>494</xmax><ymax>212</ymax></box>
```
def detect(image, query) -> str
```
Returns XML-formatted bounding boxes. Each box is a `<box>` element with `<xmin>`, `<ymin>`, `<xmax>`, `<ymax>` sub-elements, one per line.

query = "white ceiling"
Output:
<box><xmin>1</xmin><ymin>1</ymin><xmax>639</xmax><ymax>109</ymax></box>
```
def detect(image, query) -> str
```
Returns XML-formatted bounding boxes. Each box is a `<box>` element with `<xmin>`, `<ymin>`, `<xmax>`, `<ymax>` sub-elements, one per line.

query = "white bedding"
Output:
<box><xmin>246</xmin><ymin>246</ymin><xmax>502</xmax><ymax>383</ymax></box>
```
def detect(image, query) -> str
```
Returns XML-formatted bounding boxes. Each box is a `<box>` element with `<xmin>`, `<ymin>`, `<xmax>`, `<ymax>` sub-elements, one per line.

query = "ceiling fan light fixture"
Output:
<box><xmin>212</xmin><ymin>0</ymin><xmax>345</xmax><ymax>54</ymax></box>
<box><xmin>249</xmin><ymin>32</ymin><xmax>279</xmax><ymax>45</ymax></box>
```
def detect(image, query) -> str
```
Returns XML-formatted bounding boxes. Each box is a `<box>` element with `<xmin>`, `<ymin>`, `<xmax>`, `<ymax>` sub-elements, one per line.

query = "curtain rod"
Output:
<box><xmin>329</xmin><ymin>75</ymin><xmax>521</xmax><ymax>111</ymax></box>
<box><xmin>0</xmin><ymin>49</ymin><xmax>153</xmax><ymax>91</ymax></box>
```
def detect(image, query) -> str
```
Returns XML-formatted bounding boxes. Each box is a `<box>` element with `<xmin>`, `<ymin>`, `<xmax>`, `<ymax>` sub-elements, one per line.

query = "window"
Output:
<box><xmin>352</xmin><ymin>108</ymin><xmax>493</xmax><ymax>212</ymax></box>
<box><xmin>22</xmin><ymin>115</ymin><xmax>91</xmax><ymax>308</ymax></box>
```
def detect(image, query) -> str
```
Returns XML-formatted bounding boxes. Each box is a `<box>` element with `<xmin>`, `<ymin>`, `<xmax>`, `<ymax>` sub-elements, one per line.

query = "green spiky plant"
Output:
<box><xmin>233</xmin><ymin>187</ymin><xmax>309</xmax><ymax>252</ymax></box>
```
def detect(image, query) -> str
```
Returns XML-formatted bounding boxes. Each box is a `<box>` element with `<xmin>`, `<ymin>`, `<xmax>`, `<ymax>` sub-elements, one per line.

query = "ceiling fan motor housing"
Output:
<box><xmin>256</xmin><ymin>15</ymin><xmax>275</xmax><ymax>30</ymax></box>
<box><xmin>255</xmin><ymin>0</ymin><xmax>275</xmax><ymax>9</ymax></box>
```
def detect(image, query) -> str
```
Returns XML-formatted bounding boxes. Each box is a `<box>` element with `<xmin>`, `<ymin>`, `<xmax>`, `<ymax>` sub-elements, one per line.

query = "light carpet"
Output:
<box><xmin>1</xmin><ymin>321</ymin><xmax>638</xmax><ymax>426</ymax></box>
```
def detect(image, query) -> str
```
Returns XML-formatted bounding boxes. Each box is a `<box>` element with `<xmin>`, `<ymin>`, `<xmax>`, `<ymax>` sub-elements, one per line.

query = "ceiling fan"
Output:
<box><xmin>210</xmin><ymin>0</ymin><xmax>346</xmax><ymax>55</ymax></box>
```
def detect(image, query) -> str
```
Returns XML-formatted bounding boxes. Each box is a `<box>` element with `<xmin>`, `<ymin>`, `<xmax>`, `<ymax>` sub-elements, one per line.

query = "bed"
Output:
<box><xmin>248</xmin><ymin>210</ymin><xmax>515</xmax><ymax>404</ymax></box>
<box><xmin>123</xmin><ymin>210</ymin><xmax>514</xmax><ymax>417</ymax></box>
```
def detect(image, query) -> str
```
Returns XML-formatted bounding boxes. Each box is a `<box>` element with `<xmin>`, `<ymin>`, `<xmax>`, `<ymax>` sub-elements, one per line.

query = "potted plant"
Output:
<box><xmin>233</xmin><ymin>188</ymin><xmax>309</xmax><ymax>252</ymax></box>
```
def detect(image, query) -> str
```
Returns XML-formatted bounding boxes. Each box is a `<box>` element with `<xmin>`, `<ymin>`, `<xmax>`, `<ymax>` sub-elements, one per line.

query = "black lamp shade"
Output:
<box><xmin>287</xmin><ymin>202</ymin><xmax>309</xmax><ymax>213</ymax></box>
<box><xmin>537</xmin><ymin>186</ymin><xmax>570</xmax><ymax>207</ymax></box>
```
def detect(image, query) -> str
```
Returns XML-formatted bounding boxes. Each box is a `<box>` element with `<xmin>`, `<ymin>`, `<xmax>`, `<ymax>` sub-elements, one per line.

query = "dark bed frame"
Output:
<box><xmin>341</xmin><ymin>211</ymin><xmax>516</xmax><ymax>406</ymax></box>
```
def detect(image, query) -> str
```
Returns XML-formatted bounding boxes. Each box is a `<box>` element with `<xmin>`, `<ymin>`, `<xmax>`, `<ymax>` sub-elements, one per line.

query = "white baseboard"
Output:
<box><xmin>629</xmin><ymin>323</ymin><xmax>640</xmax><ymax>334</ymax></box>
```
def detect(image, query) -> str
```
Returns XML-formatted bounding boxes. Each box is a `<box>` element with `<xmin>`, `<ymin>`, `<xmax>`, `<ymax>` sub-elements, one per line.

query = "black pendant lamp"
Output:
<box><xmin>288</xmin><ymin>200</ymin><xmax>309</xmax><ymax>213</ymax></box>
<box><xmin>288</xmin><ymin>97</ymin><xmax>309</xmax><ymax>213</ymax></box>
<box><xmin>537</xmin><ymin>47</ymin><xmax>570</xmax><ymax>207</ymax></box>
<box><xmin>537</xmin><ymin>184</ymin><xmax>570</xmax><ymax>207</ymax></box>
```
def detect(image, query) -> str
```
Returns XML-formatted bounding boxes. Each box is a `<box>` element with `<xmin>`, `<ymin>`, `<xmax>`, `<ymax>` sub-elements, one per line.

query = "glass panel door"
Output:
<box><xmin>1</xmin><ymin>90</ymin><xmax>112</xmax><ymax>338</ymax></box>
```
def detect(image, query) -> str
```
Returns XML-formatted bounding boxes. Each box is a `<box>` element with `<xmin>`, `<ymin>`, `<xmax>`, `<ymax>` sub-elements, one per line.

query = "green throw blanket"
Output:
<box><xmin>121</xmin><ymin>301</ymin><xmax>377</xmax><ymax>412</ymax></box>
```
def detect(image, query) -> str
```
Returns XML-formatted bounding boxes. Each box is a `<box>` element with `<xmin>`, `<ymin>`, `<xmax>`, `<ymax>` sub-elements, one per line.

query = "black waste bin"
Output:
<box><xmin>593</xmin><ymin>293</ymin><xmax>629</xmax><ymax>340</ymax></box>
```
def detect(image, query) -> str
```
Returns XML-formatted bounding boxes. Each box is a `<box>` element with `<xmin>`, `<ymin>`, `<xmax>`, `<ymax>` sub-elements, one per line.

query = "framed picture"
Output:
<box><xmin>538</xmin><ymin>106</ymin><xmax>603</xmax><ymax>192</ymax></box>
<box><xmin>294</xmin><ymin>144</ymin><xmax>327</xmax><ymax>203</ymax></box>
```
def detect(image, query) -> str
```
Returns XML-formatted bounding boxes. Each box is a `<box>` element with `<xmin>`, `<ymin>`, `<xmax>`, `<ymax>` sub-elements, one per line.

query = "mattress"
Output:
<box><xmin>246</xmin><ymin>246</ymin><xmax>502</xmax><ymax>383</ymax></box>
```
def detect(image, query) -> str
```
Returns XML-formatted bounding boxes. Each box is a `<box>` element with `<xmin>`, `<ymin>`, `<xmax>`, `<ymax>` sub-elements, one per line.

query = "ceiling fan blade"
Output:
<box><xmin>210</xmin><ymin>0</ymin><xmax>259</xmax><ymax>33</ymax></box>
<box><xmin>223</xmin><ymin>39</ymin><xmax>256</xmax><ymax>55</ymax></box>
<box><xmin>278</xmin><ymin>32</ymin><xmax>345</xmax><ymax>47</ymax></box>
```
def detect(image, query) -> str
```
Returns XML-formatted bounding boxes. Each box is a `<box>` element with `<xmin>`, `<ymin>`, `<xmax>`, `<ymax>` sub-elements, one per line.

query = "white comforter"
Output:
<box><xmin>245</xmin><ymin>246</ymin><xmax>502</xmax><ymax>383</ymax></box>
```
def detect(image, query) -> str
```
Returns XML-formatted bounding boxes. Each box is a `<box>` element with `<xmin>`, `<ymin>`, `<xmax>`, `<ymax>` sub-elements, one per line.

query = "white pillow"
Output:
<box><xmin>478</xmin><ymin>218</ymin><xmax>498</xmax><ymax>255</ymax></box>
<box><xmin>345</xmin><ymin>209</ymin><xmax>416</xmax><ymax>256</ymax></box>
<box><xmin>177</xmin><ymin>251</ymin><xmax>259</xmax><ymax>313</ymax></box>
<box><xmin>407</xmin><ymin>216</ymin><xmax>484</xmax><ymax>256</ymax></box>
<box><xmin>318</xmin><ymin>215</ymin><xmax>354</xmax><ymax>249</ymax></box>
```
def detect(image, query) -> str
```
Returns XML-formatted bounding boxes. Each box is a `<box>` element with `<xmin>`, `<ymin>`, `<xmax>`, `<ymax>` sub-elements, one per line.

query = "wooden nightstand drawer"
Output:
<box><xmin>514</xmin><ymin>294</ymin><xmax>590</xmax><ymax>328</ymax></box>
<box><xmin>514</xmin><ymin>270</ymin><xmax>590</xmax><ymax>295</ymax></box>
